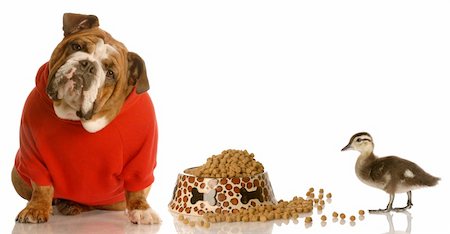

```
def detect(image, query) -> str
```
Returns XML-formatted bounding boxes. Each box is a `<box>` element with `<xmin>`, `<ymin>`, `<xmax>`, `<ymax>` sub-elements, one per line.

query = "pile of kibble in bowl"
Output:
<box><xmin>178</xmin><ymin>149</ymin><xmax>365</xmax><ymax>229</ymax></box>
<box><xmin>185</xmin><ymin>149</ymin><xmax>264</xmax><ymax>178</ymax></box>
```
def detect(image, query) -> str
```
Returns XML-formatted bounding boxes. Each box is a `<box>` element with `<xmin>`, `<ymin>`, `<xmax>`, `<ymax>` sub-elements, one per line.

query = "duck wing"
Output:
<box><xmin>370</xmin><ymin>156</ymin><xmax>439</xmax><ymax>187</ymax></box>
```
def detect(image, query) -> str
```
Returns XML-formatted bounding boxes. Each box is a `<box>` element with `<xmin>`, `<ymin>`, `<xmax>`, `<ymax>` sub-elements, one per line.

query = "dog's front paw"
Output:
<box><xmin>16</xmin><ymin>206</ymin><xmax>52</xmax><ymax>223</ymax></box>
<box><xmin>128</xmin><ymin>208</ymin><xmax>161</xmax><ymax>224</ymax></box>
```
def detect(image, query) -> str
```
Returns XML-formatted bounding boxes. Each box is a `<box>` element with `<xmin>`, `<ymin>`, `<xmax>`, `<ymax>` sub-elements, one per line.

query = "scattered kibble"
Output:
<box><xmin>318</xmin><ymin>194</ymin><xmax>324</xmax><ymax>199</ymax></box>
<box><xmin>340</xmin><ymin>213</ymin><xmax>346</xmax><ymax>219</ymax></box>
<box><xmin>309</xmin><ymin>187</ymin><xmax>314</xmax><ymax>192</ymax></box>
<box><xmin>321</xmin><ymin>215</ymin><xmax>327</xmax><ymax>221</ymax></box>
<box><xmin>332</xmin><ymin>212</ymin><xmax>339</xmax><ymax>218</ymax></box>
<box><xmin>201</xmin><ymin>195</ymin><xmax>314</xmax><ymax>224</ymax></box>
<box><xmin>326</xmin><ymin>193</ymin><xmax>332</xmax><ymax>198</ymax></box>
<box><xmin>305</xmin><ymin>216</ymin><xmax>313</xmax><ymax>223</ymax></box>
<box><xmin>358</xmin><ymin>210</ymin><xmax>365</xmax><ymax>216</ymax></box>
<box><xmin>185</xmin><ymin>149</ymin><xmax>264</xmax><ymax>177</ymax></box>
<box><xmin>177</xmin><ymin>214</ymin><xmax>185</xmax><ymax>221</ymax></box>
<box><xmin>350</xmin><ymin>215</ymin><xmax>356</xmax><ymax>222</ymax></box>
<box><xmin>319</xmin><ymin>188</ymin><xmax>324</xmax><ymax>194</ymax></box>
<box><xmin>183</xmin><ymin>219</ymin><xmax>189</xmax><ymax>225</ymax></box>
<box><xmin>319</xmin><ymin>200</ymin><xmax>325</xmax><ymax>206</ymax></box>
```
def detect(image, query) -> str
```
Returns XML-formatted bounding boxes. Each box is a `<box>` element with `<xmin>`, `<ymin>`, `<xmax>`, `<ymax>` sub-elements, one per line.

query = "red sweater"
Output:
<box><xmin>15</xmin><ymin>63</ymin><xmax>158</xmax><ymax>206</ymax></box>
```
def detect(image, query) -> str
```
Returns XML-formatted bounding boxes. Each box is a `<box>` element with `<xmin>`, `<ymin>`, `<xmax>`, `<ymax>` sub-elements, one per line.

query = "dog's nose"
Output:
<box><xmin>79</xmin><ymin>60</ymin><xmax>96</xmax><ymax>74</ymax></box>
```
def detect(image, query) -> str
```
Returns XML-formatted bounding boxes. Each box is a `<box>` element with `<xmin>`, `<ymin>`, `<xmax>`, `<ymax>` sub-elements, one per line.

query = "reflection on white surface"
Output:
<box><xmin>11</xmin><ymin>209</ymin><xmax>161</xmax><ymax>234</ymax></box>
<box><xmin>7</xmin><ymin>207</ymin><xmax>417</xmax><ymax>234</ymax></box>
<box><xmin>379</xmin><ymin>211</ymin><xmax>412</xmax><ymax>234</ymax></box>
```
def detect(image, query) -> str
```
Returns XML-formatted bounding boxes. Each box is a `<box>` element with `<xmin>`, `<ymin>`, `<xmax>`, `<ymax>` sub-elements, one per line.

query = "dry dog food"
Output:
<box><xmin>340</xmin><ymin>213</ymin><xmax>346</xmax><ymax>219</ymax></box>
<box><xmin>185</xmin><ymin>149</ymin><xmax>264</xmax><ymax>178</ymax></box>
<box><xmin>305</xmin><ymin>216</ymin><xmax>313</xmax><ymax>223</ymax></box>
<box><xmin>326</xmin><ymin>193</ymin><xmax>332</xmax><ymax>198</ymax></box>
<box><xmin>358</xmin><ymin>210</ymin><xmax>365</xmax><ymax>216</ymax></box>
<box><xmin>350</xmin><ymin>215</ymin><xmax>356</xmax><ymax>222</ymax></box>
<box><xmin>321</xmin><ymin>215</ymin><xmax>327</xmax><ymax>221</ymax></box>
<box><xmin>203</xmin><ymin>195</ymin><xmax>314</xmax><ymax>223</ymax></box>
<box><xmin>332</xmin><ymin>211</ymin><xmax>338</xmax><ymax>218</ymax></box>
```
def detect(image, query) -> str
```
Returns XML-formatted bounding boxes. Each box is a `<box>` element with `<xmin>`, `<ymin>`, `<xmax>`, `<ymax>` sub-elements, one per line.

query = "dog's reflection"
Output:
<box><xmin>379</xmin><ymin>211</ymin><xmax>412</xmax><ymax>234</ymax></box>
<box><xmin>12</xmin><ymin>210</ymin><xmax>160</xmax><ymax>234</ymax></box>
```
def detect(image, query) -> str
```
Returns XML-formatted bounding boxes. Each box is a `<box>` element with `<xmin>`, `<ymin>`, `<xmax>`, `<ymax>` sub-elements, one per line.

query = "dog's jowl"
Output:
<box><xmin>12</xmin><ymin>13</ymin><xmax>159</xmax><ymax>224</ymax></box>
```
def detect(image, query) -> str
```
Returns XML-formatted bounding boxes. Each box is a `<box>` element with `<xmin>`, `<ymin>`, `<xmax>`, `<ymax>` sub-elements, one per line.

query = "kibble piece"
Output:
<box><xmin>319</xmin><ymin>188</ymin><xmax>324</xmax><ymax>194</ymax></box>
<box><xmin>309</xmin><ymin>187</ymin><xmax>314</xmax><ymax>192</ymax></box>
<box><xmin>319</xmin><ymin>200</ymin><xmax>325</xmax><ymax>206</ymax></box>
<box><xmin>317</xmin><ymin>205</ymin><xmax>323</xmax><ymax>211</ymax></box>
<box><xmin>340</xmin><ymin>213</ymin><xmax>346</xmax><ymax>219</ymax></box>
<box><xmin>260</xmin><ymin>215</ymin><xmax>267</xmax><ymax>222</ymax></box>
<box><xmin>321</xmin><ymin>215</ymin><xmax>327</xmax><ymax>221</ymax></box>
<box><xmin>350</xmin><ymin>215</ymin><xmax>356</xmax><ymax>222</ymax></box>
<box><xmin>332</xmin><ymin>212</ymin><xmax>338</xmax><ymax>218</ymax></box>
<box><xmin>358</xmin><ymin>210</ymin><xmax>365</xmax><ymax>215</ymax></box>
<box><xmin>326</xmin><ymin>193</ymin><xmax>332</xmax><ymax>198</ymax></box>
<box><xmin>178</xmin><ymin>214</ymin><xmax>185</xmax><ymax>221</ymax></box>
<box><xmin>305</xmin><ymin>216</ymin><xmax>313</xmax><ymax>223</ymax></box>
<box><xmin>204</xmin><ymin>222</ymin><xmax>210</xmax><ymax>228</ymax></box>
<box><xmin>318</xmin><ymin>194</ymin><xmax>324</xmax><ymax>199</ymax></box>
<box><xmin>183</xmin><ymin>219</ymin><xmax>189</xmax><ymax>225</ymax></box>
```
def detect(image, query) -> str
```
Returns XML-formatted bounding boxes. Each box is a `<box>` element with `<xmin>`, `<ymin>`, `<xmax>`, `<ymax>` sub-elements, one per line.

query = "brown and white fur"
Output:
<box><xmin>341</xmin><ymin>132</ymin><xmax>440</xmax><ymax>213</ymax></box>
<box><xmin>12</xmin><ymin>13</ymin><xmax>159</xmax><ymax>224</ymax></box>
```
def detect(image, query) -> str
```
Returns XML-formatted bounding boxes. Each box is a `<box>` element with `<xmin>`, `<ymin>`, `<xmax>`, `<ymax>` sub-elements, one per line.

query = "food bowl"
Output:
<box><xmin>169</xmin><ymin>169</ymin><xmax>277</xmax><ymax>216</ymax></box>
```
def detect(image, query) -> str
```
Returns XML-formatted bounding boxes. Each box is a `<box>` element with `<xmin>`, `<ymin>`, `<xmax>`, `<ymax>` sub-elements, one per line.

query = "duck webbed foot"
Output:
<box><xmin>369</xmin><ymin>194</ymin><xmax>394</xmax><ymax>214</ymax></box>
<box><xmin>369</xmin><ymin>207</ymin><xmax>392</xmax><ymax>214</ymax></box>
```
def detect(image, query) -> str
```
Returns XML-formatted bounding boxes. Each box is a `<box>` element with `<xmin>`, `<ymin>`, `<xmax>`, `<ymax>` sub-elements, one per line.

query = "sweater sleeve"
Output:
<box><xmin>15</xmin><ymin>89</ymin><xmax>52</xmax><ymax>186</ymax></box>
<box><xmin>121</xmin><ymin>95</ymin><xmax>158</xmax><ymax>192</ymax></box>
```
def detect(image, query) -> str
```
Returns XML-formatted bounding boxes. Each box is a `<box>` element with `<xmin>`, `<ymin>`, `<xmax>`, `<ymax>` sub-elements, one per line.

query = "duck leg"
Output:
<box><xmin>369</xmin><ymin>194</ymin><xmax>394</xmax><ymax>213</ymax></box>
<box><xmin>393</xmin><ymin>191</ymin><xmax>413</xmax><ymax>212</ymax></box>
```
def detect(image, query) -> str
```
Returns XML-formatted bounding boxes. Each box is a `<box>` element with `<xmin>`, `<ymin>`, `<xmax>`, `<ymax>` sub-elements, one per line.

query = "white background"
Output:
<box><xmin>1</xmin><ymin>0</ymin><xmax>449</xmax><ymax>233</ymax></box>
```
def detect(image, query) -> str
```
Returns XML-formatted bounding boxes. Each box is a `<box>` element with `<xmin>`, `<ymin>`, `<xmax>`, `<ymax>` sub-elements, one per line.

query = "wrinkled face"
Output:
<box><xmin>47</xmin><ymin>25</ymin><xmax>148</xmax><ymax>133</ymax></box>
<box><xmin>341</xmin><ymin>132</ymin><xmax>374</xmax><ymax>153</ymax></box>
<box><xmin>48</xmin><ymin>31</ymin><xmax>123</xmax><ymax>118</ymax></box>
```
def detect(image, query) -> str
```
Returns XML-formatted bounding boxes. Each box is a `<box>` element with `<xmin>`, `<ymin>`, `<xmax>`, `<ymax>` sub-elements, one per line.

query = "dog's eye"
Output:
<box><xmin>71</xmin><ymin>43</ymin><xmax>82</xmax><ymax>51</ymax></box>
<box><xmin>106</xmin><ymin>70</ymin><xmax>115</xmax><ymax>79</ymax></box>
<box><xmin>356</xmin><ymin>138</ymin><xmax>362</xmax><ymax>142</ymax></box>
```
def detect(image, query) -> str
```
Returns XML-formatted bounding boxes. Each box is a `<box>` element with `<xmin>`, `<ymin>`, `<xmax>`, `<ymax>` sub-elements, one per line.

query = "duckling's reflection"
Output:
<box><xmin>380</xmin><ymin>211</ymin><xmax>412</xmax><ymax>234</ymax></box>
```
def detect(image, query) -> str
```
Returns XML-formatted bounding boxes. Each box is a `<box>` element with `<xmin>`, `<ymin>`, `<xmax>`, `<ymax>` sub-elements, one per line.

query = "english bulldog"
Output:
<box><xmin>11</xmin><ymin>13</ymin><xmax>160</xmax><ymax>224</ymax></box>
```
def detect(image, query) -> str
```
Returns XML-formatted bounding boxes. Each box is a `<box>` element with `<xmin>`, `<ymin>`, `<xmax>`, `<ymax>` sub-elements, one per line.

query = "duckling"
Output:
<box><xmin>341</xmin><ymin>132</ymin><xmax>440</xmax><ymax>213</ymax></box>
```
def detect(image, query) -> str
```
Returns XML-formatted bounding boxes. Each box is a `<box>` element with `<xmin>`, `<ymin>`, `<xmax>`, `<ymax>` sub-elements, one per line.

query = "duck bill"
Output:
<box><xmin>341</xmin><ymin>144</ymin><xmax>352</xmax><ymax>151</ymax></box>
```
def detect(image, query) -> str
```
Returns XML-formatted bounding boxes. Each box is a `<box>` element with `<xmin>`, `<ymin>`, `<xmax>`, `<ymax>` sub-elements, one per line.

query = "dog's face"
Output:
<box><xmin>46</xmin><ymin>13</ymin><xmax>149</xmax><ymax>133</ymax></box>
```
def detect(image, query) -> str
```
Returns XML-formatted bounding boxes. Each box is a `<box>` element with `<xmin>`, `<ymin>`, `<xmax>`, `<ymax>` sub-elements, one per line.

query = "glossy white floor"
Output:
<box><xmin>1</xmin><ymin>1</ymin><xmax>450</xmax><ymax>233</ymax></box>
<box><xmin>5</xmin><ymin>181</ymin><xmax>449</xmax><ymax>234</ymax></box>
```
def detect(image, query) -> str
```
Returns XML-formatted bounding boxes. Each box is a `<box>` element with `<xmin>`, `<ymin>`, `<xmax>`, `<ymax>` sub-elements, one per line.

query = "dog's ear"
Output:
<box><xmin>127</xmin><ymin>52</ymin><xmax>149</xmax><ymax>94</ymax></box>
<box><xmin>63</xmin><ymin>13</ymin><xmax>99</xmax><ymax>36</ymax></box>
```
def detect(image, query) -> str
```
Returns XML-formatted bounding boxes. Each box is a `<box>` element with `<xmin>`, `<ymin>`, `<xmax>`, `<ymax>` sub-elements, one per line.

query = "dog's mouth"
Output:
<box><xmin>48</xmin><ymin>62</ymin><xmax>101</xmax><ymax>121</ymax></box>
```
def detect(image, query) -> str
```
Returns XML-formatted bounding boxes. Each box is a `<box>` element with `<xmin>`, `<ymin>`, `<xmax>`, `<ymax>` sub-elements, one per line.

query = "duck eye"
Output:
<box><xmin>71</xmin><ymin>43</ymin><xmax>82</xmax><ymax>51</ymax></box>
<box><xmin>106</xmin><ymin>70</ymin><xmax>115</xmax><ymax>79</ymax></box>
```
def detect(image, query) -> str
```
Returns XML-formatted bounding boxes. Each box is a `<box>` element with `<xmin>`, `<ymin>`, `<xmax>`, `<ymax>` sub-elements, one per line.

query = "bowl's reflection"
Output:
<box><xmin>171</xmin><ymin>212</ymin><xmax>275</xmax><ymax>234</ymax></box>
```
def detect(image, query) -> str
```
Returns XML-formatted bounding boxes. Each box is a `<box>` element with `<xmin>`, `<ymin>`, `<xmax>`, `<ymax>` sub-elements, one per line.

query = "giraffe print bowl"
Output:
<box><xmin>168</xmin><ymin>168</ymin><xmax>277</xmax><ymax>216</ymax></box>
